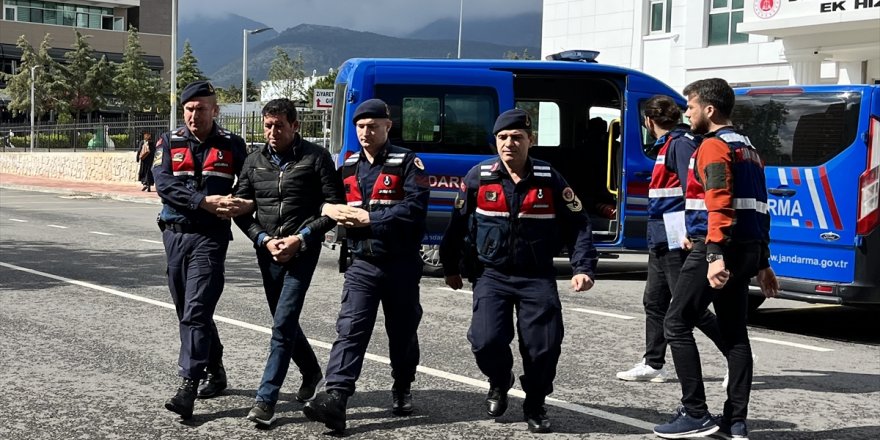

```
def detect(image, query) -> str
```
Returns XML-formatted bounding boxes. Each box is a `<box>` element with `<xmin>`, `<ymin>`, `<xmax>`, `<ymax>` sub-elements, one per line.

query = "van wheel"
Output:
<box><xmin>420</xmin><ymin>244</ymin><xmax>444</xmax><ymax>277</ymax></box>
<box><xmin>747</xmin><ymin>295</ymin><xmax>766</xmax><ymax>313</ymax></box>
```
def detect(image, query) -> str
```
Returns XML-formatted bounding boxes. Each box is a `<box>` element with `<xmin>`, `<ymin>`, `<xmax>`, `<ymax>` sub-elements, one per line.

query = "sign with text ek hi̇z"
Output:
<box><xmin>313</xmin><ymin>89</ymin><xmax>334</xmax><ymax>110</ymax></box>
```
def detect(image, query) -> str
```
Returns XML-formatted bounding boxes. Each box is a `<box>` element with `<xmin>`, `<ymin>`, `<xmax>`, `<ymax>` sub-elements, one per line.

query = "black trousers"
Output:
<box><xmin>664</xmin><ymin>242</ymin><xmax>760</xmax><ymax>422</ymax></box>
<box><xmin>163</xmin><ymin>230</ymin><xmax>228</xmax><ymax>380</ymax></box>
<box><xmin>643</xmin><ymin>247</ymin><xmax>726</xmax><ymax>369</ymax></box>
<box><xmin>324</xmin><ymin>256</ymin><xmax>423</xmax><ymax>396</ymax></box>
<box><xmin>469</xmin><ymin>268</ymin><xmax>563</xmax><ymax>409</ymax></box>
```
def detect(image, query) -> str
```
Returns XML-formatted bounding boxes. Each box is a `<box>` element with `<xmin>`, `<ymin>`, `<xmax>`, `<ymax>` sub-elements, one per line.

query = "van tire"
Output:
<box><xmin>420</xmin><ymin>244</ymin><xmax>444</xmax><ymax>277</ymax></box>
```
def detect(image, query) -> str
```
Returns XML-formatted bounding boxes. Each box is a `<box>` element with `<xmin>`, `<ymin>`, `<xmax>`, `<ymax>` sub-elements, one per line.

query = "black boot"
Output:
<box><xmin>303</xmin><ymin>389</ymin><xmax>348</xmax><ymax>432</ymax></box>
<box><xmin>486</xmin><ymin>371</ymin><xmax>515</xmax><ymax>418</ymax></box>
<box><xmin>391</xmin><ymin>382</ymin><xmax>413</xmax><ymax>416</ymax></box>
<box><xmin>165</xmin><ymin>378</ymin><xmax>198</xmax><ymax>419</ymax></box>
<box><xmin>523</xmin><ymin>402</ymin><xmax>552</xmax><ymax>434</ymax></box>
<box><xmin>197</xmin><ymin>363</ymin><xmax>227</xmax><ymax>398</ymax></box>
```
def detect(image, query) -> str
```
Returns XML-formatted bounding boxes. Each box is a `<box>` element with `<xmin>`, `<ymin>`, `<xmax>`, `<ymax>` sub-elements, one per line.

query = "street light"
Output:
<box><xmin>457</xmin><ymin>0</ymin><xmax>463</xmax><ymax>59</ymax></box>
<box><xmin>241</xmin><ymin>27</ymin><xmax>272</xmax><ymax>140</ymax></box>
<box><xmin>170</xmin><ymin>0</ymin><xmax>178</xmax><ymax>130</ymax></box>
<box><xmin>29</xmin><ymin>65</ymin><xmax>40</xmax><ymax>152</ymax></box>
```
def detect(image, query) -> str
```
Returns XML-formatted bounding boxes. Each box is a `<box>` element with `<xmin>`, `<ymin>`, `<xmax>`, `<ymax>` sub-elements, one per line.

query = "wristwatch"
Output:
<box><xmin>260</xmin><ymin>235</ymin><xmax>272</xmax><ymax>247</ymax></box>
<box><xmin>706</xmin><ymin>253</ymin><xmax>724</xmax><ymax>263</ymax></box>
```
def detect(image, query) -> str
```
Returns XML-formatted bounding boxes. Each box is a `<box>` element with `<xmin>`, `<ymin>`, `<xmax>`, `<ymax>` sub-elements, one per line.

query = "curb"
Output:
<box><xmin>0</xmin><ymin>183</ymin><xmax>162</xmax><ymax>205</ymax></box>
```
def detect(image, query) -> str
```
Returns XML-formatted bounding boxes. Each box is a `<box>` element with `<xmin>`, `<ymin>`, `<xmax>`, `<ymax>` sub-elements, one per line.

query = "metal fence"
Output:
<box><xmin>0</xmin><ymin>110</ymin><xmax>332</xmax><ymax>152</ymax></box>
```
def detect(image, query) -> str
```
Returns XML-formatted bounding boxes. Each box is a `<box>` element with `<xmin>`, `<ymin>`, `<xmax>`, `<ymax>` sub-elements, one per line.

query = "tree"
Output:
<box><xmin>267</xmin><ymin>46</ymin><xmax>306</xmax><ymax>102</ymax></box>
<box><xmin>54</xmin><ymin>30</ymin><xmax>113</xmax><ymax>120</ymax></box>
<box><xmin>114</xmin><ymin>26</ymin><xmax>163</xmax><ymax>117</ymax></box>
<box><xmin>2</xmin><ymin>34</ymin><xmax>57</xmax><ymax>119</ymax></box>
<box><xmin>215</xmin><ymin>79</ymin><xmax>258</xmax><ymax>104</ymax></box>
<box><xmin>503</xmin><ymin>49</ymin><xmax>535</xmax><ymax>60</ymax></box>
<box><xmin>176</xmin><ymin>40</ymin><xmax>206</xmax><ymax>92</ymax></box>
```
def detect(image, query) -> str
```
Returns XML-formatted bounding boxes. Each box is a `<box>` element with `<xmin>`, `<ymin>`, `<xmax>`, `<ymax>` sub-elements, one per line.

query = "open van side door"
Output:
<box><xmin>621</xmin><ymin>89</ymin><xmax>665</xmax><ymax>249</ymax></box>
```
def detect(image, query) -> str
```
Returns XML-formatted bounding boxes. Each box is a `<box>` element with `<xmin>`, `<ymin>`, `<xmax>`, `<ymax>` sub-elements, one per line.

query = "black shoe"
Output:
<box><xmin>246</xmin><ymin>401</ymin><xmax>277</xmax><ymax>427</ymax></box>
<box><xmin>303</xmin><ymin>390</ymin><xmax>348</xmax><ymax>432</ymax></box>
<box><xmin>486</xmin><ymin>371</ymin><xmax>515</xmax><ymax>418</ymax></box>
<box><xmin>141</xmin><ymin>185</ymin><xmax>148</xmax><ymax>191</ymax></box>
<box><xmin>197</xmin><ymin>363</ymin><xmax>227</xmax><ymax>399</ymax></box>
<box><xmin>296</xmin><ymin>371</ymin><xmax>323</xmax><ymax>403</ymax></box>
<box><xmin>524</xmin><ymin>405</ymin><xmax>552</xmax><ymax>434</ymax></box>
<box><xmin>164</xmin><ymin>378</ymin><xmax>198</xmax><ymax>419</ymax></box>
<box><xmin>146</xmin><ymin>186</ymin><xmax>152</xmax><ymax>192</ymax></box>
<box><xmin>391</xmin><ymin>383</ymin><xmax>413</xmax><ymax>416</ymax></box>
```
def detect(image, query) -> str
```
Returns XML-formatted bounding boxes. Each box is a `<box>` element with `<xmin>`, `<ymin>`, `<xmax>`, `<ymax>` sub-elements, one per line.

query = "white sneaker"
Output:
<box><xmin>616</xmin><ymin>360</ymin><xmax>670</xmax><ymax>382</ymax></box>
<box><xmin>722</xmin><ymin>353</ymin><xmax>757</xmax><ymax>389</ymax></box>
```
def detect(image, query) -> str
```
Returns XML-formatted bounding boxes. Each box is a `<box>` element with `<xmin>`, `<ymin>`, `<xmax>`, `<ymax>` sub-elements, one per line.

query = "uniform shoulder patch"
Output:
<box><xmin>562</xmin><ymin>186</ymin><xmax>575</xmax><ymax>202</ymax></box>
<box><xmin>413</xmin><ymin>156</ymin><xmax>425</xmax><ymax>170</ymax></box>
<box><xmin>454</xmin><ymin>196</ymin><xmax>465</xmax><ymax>209</ymax></box>
<box><xmin>152</xmin><ymin>148</ymin><xmax>163</xmax><ymax>167</ymax></box>
<box><xmin>566</xmin><ymin>196</ymin><xmax>583</xmax><ymax>212</ymax></box>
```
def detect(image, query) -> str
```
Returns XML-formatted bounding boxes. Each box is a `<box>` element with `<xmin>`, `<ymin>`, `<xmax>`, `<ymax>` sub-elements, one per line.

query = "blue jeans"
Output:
<box><xmin>255</xmin><ymin>246</ymin><xmax>322</xmax><ymax>404</ymax></box>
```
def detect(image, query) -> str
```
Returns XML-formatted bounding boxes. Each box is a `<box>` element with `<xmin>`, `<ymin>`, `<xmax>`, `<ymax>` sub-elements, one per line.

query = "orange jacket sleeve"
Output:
<box><xmin>695</xmin><ymin>138</ymin><xmax>735</xmax><ymax>253</ymax></box>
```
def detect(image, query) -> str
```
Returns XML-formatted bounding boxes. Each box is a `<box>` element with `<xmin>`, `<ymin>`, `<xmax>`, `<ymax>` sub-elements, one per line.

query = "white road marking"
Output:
<box><xmin>89</xmin><ymin>231</ymin><xmax>113</xmax><ymax>236</ymax></box>
<box><xmin>9</xmin><ymin>218</ymin><xmax>27</xmax><ymax>222</ymax></box>
<box><xmin>47</xmin><ymin>224</ymin><xmax>68</xmax><ymax>229</ymax></box>
<box><xmin>1</xmin><ymin>262</ymin><xmax>655</xmax><ymax>432</ymax></box>
<box><xmin>437</xmin><ymin>286</ymin><xmax>473</xmax><ymax>294</ymax></box>
<box><xmin>570</xmin><ymin>308</ymin><xmax>636</xmax><ymax>320</ymax></box>
<box><xmin>750</xmin><ymin>337</ymin><xmax>833</xmax><ymax>352</ymax></box>
<box><xmin>138</xmin><ymin>239</ymin><xmax>163</xmax><ymax>244</ymax></box>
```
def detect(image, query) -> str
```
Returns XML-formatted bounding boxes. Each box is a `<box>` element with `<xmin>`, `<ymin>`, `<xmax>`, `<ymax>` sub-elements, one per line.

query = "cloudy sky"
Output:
<box><xmin>178</xmin><ymin>0</ymin><xmax>542</xmax><ymax>36</ymax></box>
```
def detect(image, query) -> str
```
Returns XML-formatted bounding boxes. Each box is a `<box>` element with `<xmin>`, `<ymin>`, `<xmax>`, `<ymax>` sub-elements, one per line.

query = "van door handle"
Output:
<box><xmin>768</xmin><ymin>188</ymin><xmax>796</xmax><ymax>197</ymax></box>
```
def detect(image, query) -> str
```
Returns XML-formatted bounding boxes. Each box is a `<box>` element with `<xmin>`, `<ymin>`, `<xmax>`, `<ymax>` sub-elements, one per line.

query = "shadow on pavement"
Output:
<box><xmin>748</xmin><ymin>305</ymin><xmax>880</xmax><ymax>345</ymax></box>
<box><xmin>752</xmin><ymin>370</ymin><xmax>880</xmax><ymax>394</ymax></box>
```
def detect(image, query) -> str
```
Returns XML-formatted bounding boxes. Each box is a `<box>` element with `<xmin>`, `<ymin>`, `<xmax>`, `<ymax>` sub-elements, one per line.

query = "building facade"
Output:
<box><xmin>1</xmin><ymin>0</ymin><xmax>171</xmax><ymax>85</ymax></box>
<box><xmin>542</xmin><ymin>0</ymin><xmax>880</xmax><ymax>94</ymax></box>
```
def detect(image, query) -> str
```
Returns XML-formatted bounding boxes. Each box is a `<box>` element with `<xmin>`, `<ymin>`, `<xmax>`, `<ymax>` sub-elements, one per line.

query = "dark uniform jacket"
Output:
<box><xmin>153</xmin><ymin>123</ymin><xmax>247</xmax><ymax>234</ymax></box>
<box><xmin>340</xmin><ymin>141</ymin><xmax>430</xmax><ymax>260</ymax></box>
<box><xmin>234</xmin><ymin>135</ymin><xmax>345</xmax><ymax>249</ymax></box>
<box><xmin>440</xmin><ymin>157</ymin><xmax>598</xmax><ymax>279</ymax></box>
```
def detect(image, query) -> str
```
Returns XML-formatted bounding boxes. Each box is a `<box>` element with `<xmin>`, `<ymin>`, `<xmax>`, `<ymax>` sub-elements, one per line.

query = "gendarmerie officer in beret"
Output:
<box><xmin>439</xmin><ymin>108</ymin><xmax>598</xmax><ymax>434</ymax></box>
<box><xmin>303</xmin><ymin>99</ymin><xmax>430</xmax><ymax>433</ymax></box>
<box><xmin>153</xmin><ymin>80</ymin><xmax>251</xmax><ymax>420</ymax></box>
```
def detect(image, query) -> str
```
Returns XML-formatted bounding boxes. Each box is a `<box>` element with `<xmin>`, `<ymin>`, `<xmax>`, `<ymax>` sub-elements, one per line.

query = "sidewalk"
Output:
<box><xmin>0</xmin><ymin>173</ymin><xmax>160</xmax><ymax>204</ymax></box>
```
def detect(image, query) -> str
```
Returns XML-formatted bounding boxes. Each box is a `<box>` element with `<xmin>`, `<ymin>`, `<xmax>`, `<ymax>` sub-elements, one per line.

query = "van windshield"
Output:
<box><xmin>731</xmin><ymin>91</ymin><xmax>861</xmax><ymax>166</ymax></box>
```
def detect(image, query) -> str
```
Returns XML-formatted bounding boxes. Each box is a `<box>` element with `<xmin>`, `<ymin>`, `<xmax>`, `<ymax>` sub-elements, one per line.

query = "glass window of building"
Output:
<box><xmin>708</xmin><ymin>0</ymin><xmax>749</xmax><ymax>46</ymax></box>
<box><xmin>3</xmin><ymin>1</ymin><xmax>120</xmax><ymax>30</ymax></box>
<box><xmin>648</xmin><ymin>0</ymin><xmax>673</xmax><ymax>34</ymax></box>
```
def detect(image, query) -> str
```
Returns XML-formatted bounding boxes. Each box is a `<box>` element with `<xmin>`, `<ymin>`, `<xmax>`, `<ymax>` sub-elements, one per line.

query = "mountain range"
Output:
<box><xmin>179</xmin><ymin>13</ymin><xmax>541</xmax><ymax>88</ymax></box>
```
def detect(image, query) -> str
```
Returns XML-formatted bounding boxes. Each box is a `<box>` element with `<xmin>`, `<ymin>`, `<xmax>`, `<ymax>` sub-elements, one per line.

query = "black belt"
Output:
<box><xmin>158</xmin><ymin>220</ymin><xmax>223</xmax><ymax>234</ymax></box>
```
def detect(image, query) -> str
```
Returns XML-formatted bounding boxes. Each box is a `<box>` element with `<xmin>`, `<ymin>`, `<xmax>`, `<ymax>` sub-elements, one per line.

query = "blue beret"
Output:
<box><xmin>180</xmin><ymin>80</ymin><xmax>216</xmax><ymax>104</ymax></box>
<box><xmin>352</xmin><ymin>99</ymin><xmax>390</xmax><ymax>123</ymax></box>
<box><xmin>493</xmin><ymin>108</ymin><xmax>532</xmax><ymax>134</ymax></box>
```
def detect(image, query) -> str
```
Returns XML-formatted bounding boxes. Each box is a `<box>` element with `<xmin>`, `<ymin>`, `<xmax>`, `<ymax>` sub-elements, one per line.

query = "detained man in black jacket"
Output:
<box><xmin>233</xmin><ymin>98</ymin><xmax>345</xmax><ymax>426</ymax></box>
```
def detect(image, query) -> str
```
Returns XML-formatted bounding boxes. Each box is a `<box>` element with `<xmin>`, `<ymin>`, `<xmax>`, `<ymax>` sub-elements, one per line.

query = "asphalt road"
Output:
<box><xmin>1</xmin><ymin>188</ymin><xmax>878</xmax><ymax>439</ymax></box>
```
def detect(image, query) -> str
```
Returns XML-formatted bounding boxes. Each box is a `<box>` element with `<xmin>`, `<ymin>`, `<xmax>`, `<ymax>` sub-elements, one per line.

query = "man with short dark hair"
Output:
<box><xmin>654</xmin><ymin>78</ymin><xmax>778</xmax><ymax>439</ymax></box>
<box><xmin>303</xmin><ymin>99</ymin><xmax>429</xmax><ymax>433</ymax></box>
<box><xmin>440</xmin><ymin>108</ymin><xmax>598</xmax><ymax>434</ymax></box>
<box><xmin>154</xmin><ymin>80</ymin><xmax>251</xmax><ymax>419</ymax></box>
<box><xmin>233</xmin><ymin>98</ymin><xmax>345</xmax><ymax>426</ymax></box>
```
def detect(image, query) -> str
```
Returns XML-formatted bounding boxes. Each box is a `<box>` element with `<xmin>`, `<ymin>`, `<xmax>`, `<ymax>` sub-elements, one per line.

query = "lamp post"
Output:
<box><xmin>29</xmin><ymin>65</ymin><xmax>40</xmax><ymax>152</ymax></box>
<box><xmin>170</xmin><ymin>0</ymin><xmax>178</xmax><ymax>130</ymax></box>
<box><xmin>457</xmin><ymin>0</ymin><xmax>463</xmax><ymax>59</ymax></box>
<box><xmin>241</xmin><ymin>27</ymin><xmax>272</xmax><ymax>140</ymax></box>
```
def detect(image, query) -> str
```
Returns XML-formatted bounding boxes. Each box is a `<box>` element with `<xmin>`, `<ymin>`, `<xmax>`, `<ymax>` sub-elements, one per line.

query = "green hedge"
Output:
<box><xmin>3</xmin><ymin>133</ymin><xmax>134</xmax><ymax>149</ymax></box>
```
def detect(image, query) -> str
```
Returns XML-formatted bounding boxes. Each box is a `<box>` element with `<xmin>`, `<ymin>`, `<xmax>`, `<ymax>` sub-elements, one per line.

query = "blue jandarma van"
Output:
<box><xmin>733</xmin><ymin>85</ymin><xmax>880</xmax><ymax>307</ymax></box>
<box><xmin>326</xmin><ymin>52</ymin><xmax>682</xmax><ymax>274</ymax></box>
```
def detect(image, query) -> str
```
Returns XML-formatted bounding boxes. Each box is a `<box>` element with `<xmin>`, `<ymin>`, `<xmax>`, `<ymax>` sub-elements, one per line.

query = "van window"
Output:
<box><xmin>732</xmin><ymin>92</ymin><xmax>862</xmax><ymax>166</ymax></box>
<box><xmin>516</xmin><ymin>100</ymin><xmax>561</xmax><ymax>147</ymax></box>
<box><xmin>375</xmin><ymin>85</ymin><xmax>498</xmax><ymax>154</ymax></box>
<box><xmin>402</xmin><ymin>97</ymin><xmax>440</xmax><ymax>142</ymax></box>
